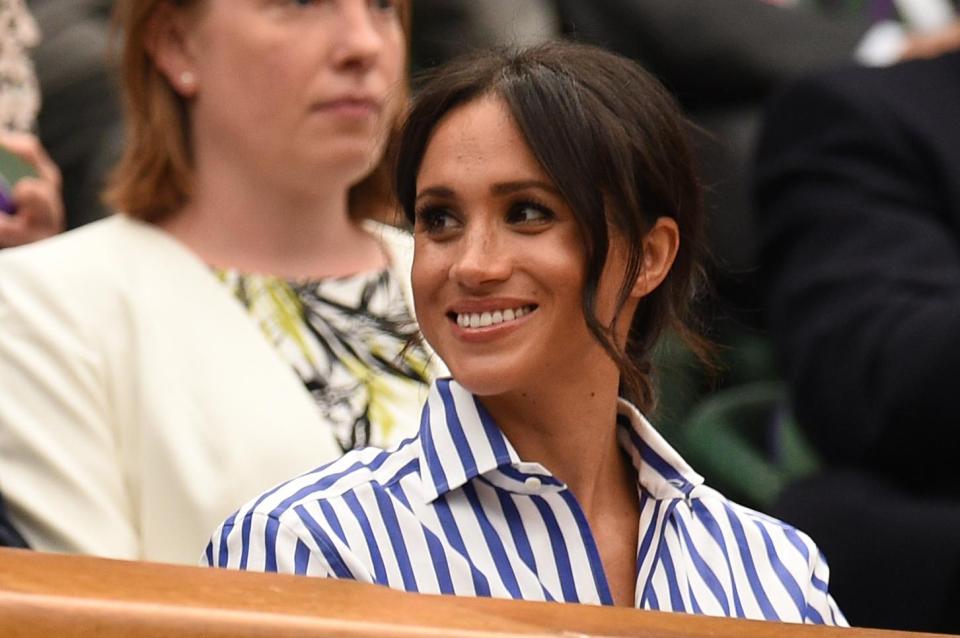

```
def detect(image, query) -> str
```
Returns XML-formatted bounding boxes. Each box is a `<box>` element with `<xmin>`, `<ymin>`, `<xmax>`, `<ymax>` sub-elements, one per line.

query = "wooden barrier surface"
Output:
<box><xmin>0</xmin><ymin>548</ymin><xmax>951</xmax><ymax>638</ymax></box>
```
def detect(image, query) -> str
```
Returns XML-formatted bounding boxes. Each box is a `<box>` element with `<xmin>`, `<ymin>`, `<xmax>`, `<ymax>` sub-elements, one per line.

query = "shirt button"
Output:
<box><xmin>524</xmin><ymin>477</ymin><xmax>542</xmax><ymax>491</ymax></box>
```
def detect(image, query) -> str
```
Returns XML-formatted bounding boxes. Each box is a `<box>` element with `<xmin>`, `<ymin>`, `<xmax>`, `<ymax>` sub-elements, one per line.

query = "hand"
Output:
<box><xmin>0</xmin><ymin>132</ymin><xmax>64</xmax><ymax>248</ymax></box>
<box><xmin>900</xmin><ymin>20</ymin><xmax>960</xmax><ymax>61</ymax></box>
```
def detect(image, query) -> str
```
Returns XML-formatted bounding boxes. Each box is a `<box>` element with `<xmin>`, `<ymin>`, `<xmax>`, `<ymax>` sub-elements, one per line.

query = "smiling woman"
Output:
<box><xmin>408</xmin><ymin>95</ymin><xmax>682</xmax><ymax>408</ymax></box>
<box><xmin>207</xmin><ymin>41</ymin><xmax>845</xmax><ymax>626</ymax></box>
<box><xmin>0</xmin><ymin>0</ymin><xmax>442</xmax><ymax>564</ymax></box>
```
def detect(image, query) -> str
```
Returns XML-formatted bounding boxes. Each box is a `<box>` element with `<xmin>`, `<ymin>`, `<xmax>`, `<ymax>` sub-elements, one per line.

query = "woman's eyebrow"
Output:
<box><xmin>415</xmin><ymin>186</ymin><xmax>455</xmax><ymax>202</ymax></box>
<box><xmin>415</xmin><ymin>180</ymin><xmax>560</xmax><ymax>203</ymax></box>
<box><xmin>490</xmin><ymin>180</ymin><xmax>560</xmax><ymax>196</ymax></box>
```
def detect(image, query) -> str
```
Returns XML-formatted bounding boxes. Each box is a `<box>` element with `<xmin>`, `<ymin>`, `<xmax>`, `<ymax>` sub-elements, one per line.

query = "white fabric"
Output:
<box><xmin>0</xmin><ymin>214</ymin><xmax>435</xmax><ymax>563</ymax></box>
<box><xmin>856</xmin><ymin>0</ymin><xmax>958</xmax><ymax>66</ymax></box>
<box><xmin>855</xmin><ymin>20</ymin><xmax>909</xmax><ymax>66</ymax></box>
<box><xmin>895</xmin><ymin>0</ymin><xmax>956</xmax><ymax>33</ymax></box>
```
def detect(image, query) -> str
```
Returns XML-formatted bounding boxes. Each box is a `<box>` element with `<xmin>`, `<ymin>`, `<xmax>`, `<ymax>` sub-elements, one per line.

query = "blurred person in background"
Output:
<box><xmin>1</xmin><ymin>0</ymin><xmax>41</xmax><ymax>133</ymax></box>
<box><xmin>28</xmin><ymin>0</ymin><xmax>122</xmax><ymax>229</ymax></box>
<box><xmin>410</xmin><ymin>0</ymin><xmax>558</xmax><ymax>72</ymax></box>
<box><xmin>755</xmin><ymin>50</ymin><xmax>960</xmax><ymax>632</ymax></box>
<box><xmin>0</xmin><ymin>0</ymin><xmax>63</xmax><ymax>248</ymax></box>
<box><xmin>0</xmin><ymin>0</ymin><xmax>441</xmax><ymax>564</ymax></box>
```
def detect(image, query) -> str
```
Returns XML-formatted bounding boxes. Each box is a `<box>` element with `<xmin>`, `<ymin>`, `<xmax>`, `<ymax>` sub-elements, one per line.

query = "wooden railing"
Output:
<box><xmin>0</xmin><ymin>548</ymin><xmax>948</xmax><ymax>637</ymax></box>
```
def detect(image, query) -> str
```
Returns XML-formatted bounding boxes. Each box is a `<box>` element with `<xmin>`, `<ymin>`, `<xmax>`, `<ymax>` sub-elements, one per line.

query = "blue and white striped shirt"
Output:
<box><xmin>206</xmin><ymin>379</ymin><xmax>846</xmax><ymax>625</ymax></box>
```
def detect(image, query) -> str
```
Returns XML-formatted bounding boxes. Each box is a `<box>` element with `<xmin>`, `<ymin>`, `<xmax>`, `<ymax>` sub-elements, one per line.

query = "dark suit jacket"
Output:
<box><xmin>756</xmin><ymin>52</ymin><xmax>960</xmax><ymax>496</ymax></box>
<box><xmin>550</xmin><ymin>0</ymin><xmax>875</xmax><ymax>279</ymax></box>
<box><xmin>553</xmin><ymin>0</ymin><xmax>869</xmax><ymax>108</ymax></box>
<box><xmin>0</xmin><ymin>492</ymin><xmax>28</xmax><ymax>548</ymax></box>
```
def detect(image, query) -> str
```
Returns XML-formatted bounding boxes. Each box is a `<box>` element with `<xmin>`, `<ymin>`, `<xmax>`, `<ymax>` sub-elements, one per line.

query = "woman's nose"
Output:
<box><xmin>331</xmin><ymin>3</ymin><xmax>386</xmax><ymax>72</ymax></box>
<box><xmin>449</xmin><ymin>226</ymin><xmax>512</xmax><ymax>289</ymax></box>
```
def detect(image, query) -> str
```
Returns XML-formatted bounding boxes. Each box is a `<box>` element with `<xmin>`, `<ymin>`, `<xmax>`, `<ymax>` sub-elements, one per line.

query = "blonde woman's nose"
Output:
<box><xmin>331</xmin><ymin>2</ymin><xmax>386</xmax><ymax>70</ymax></box>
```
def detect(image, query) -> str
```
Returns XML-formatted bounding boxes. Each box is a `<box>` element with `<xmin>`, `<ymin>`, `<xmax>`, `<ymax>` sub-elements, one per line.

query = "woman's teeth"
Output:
<box><xmin>456</xmin><ymin>306</ymin><xmax>533</xmax><ymax>329</ymax></box>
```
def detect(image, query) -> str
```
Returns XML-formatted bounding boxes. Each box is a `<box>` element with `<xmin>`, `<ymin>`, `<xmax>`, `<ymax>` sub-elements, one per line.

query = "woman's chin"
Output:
<box><xmin>445</xmin><ymin>364</ymin><xmax>524</xmax><ymax>399</ymax></box>
<box><xmin>302</xmin><ymin>144</ymin><xmax>381</xmax><ymax>182</ymax></box>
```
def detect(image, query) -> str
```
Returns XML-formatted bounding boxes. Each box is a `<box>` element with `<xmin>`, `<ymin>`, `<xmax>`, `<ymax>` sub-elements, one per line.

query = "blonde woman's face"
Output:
<box><xmin>179</xmin><ymin>0</ymin><xmax>406</xmax><ymax>191</ymax></box>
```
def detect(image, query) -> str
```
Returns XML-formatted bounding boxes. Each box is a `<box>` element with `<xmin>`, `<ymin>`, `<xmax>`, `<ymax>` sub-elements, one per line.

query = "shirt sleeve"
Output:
<box><xmin>0</xmin><ymin>255</ymin><xmax>138</xmax><ymax>557</ymax></box>
<box><xmin>804</xmin><ymin>550</ymin><xmax>848</xmax><ymax>626</ymax></box>
<box><xmin>205</xmin><ymin>508</ymin><xmax>373</xmax><ymax>582</ymax></box>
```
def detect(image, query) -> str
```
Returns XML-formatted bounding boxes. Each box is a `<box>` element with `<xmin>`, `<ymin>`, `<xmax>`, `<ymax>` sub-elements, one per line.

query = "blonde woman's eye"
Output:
<box><xmin>371</xmin><ymin>0</ymin><xmax>398</xmax><ymax>12</ymax></box>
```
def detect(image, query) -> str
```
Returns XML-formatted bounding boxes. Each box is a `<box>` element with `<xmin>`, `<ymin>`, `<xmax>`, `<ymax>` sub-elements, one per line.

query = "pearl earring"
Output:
<box><xmin>179</xmin><ymin>71</ymin><xmax>195</xmax><ymax>88</ymax></box>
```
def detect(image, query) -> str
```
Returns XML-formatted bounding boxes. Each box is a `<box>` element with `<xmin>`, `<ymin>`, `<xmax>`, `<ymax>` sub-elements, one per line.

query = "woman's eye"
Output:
<box><xmin>415</xmin><ymin>207</ymin><xmax>460</xmax><ymax>236</ymax></box>
<box><xmin>284</xmin><ymin>0</ymin><xmax>396</xmax><ymax>13</ymax></box>
<box><xmin>507</xmin><ymin>202</ymin><xmax>554</xmax><ymax>226</ymax></box>
<box><xmin>370</xmin><ymin>0</ymin><xmax>398</xmax><ymax>12</ymax></box>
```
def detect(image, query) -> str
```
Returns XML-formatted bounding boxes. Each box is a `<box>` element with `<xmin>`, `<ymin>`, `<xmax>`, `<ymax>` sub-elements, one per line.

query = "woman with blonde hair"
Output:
<box><xmin>0</xmin><ymin>0</ymin><xmax>439</xmax><ymax>563</ymax></box>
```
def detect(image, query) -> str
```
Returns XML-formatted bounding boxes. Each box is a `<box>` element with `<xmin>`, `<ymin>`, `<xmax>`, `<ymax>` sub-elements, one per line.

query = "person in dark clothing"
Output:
<box><xmin>755</xmin><ymin>51</ymin><xmax>960</xmax><ymax>632</ymax></box>
<box><xmin>28</xmin><ymin>0</ymin><xmax>121</xmax><ymax>229</ymax></box>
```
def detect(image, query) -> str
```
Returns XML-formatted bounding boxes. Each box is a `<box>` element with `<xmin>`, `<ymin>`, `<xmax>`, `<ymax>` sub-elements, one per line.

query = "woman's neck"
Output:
<box><xmin>479</xmin><ymin>370</ymin><xmax>635</xmax><ymax>517</ymax></box>
<box><xmin>159</xmin><ymin>157</ymin><xmax>388</xmax><ymax>280</ymax></box>
<box><xmin>480</xmin><ymin>371</ymin><xmax>642</xmax><ymax>606</ymax></box>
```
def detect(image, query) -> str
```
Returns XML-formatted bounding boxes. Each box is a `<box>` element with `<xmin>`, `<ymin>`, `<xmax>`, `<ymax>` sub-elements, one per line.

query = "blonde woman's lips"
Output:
<box><xmin>313</xmin><ymin>97</ymin><xmax>382</xmax><ymax>118</ymax></box>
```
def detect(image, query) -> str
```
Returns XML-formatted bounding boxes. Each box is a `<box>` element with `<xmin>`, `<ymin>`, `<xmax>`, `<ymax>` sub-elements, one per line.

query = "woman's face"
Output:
<box><xmin>168</xmin><ymin>0</ymin><xmax>405</xmax><ymax>191</ymax></box>
<box><xmin>411</xmin><ymin>96</ymin><xmax>634</xmax><ymax>398</ymax></box>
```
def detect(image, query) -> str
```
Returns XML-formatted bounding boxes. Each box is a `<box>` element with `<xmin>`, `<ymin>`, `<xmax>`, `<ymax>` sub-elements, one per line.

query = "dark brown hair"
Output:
<box><xmin>395</xmin><ymin>41</ymin><xmax>709</xmax><ymax>410</ymax></box>
<box><xmin>104</xmin><ymin>0</ymin><xmax>411</xmax><ymax>223</ymax></box>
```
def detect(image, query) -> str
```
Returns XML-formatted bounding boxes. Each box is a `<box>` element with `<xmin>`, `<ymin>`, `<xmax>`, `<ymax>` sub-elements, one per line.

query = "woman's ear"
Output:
<box><xmin>146</xmin><ymin>2</ymin><xmax>200</xmax><ymax>98</ymax></box>
<box><xmin>631</xmin><ymin>216</ymin><xmax>680</xmax><ymax>299</ymax></box>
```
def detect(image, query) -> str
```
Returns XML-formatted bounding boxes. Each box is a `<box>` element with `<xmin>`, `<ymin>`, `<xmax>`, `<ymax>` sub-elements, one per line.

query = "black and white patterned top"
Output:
<box><xmin>216</xmin><ymin>266</ymin><xmax>433</xmax><ymax>453</ymax></box>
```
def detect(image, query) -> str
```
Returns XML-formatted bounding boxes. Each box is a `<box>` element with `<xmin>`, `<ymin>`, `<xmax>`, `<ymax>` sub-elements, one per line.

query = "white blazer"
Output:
<box><xmin>0</xmin><ymin>215</ymin><xmax>435</xmax><ymax>564</ymax></box>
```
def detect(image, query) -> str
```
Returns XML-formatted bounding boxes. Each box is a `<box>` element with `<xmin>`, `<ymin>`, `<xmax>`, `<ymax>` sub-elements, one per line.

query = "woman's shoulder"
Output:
<box><xmin>363</xmin><ymin>219</ymin><xmax>412</xmax><ymax>245</ymax></box>
<box><xmin>0</xmin><ymin>215</ymin><xmax>165</xmax><ymax>281</ymax></box>
<box><xmin>688</xmin><ymin>483</ymin><xmax>823</xmax><ymax>563</ymax></box>
<box><xmin>0</xmin><ymin>215</ymin><xmax>213</xmax><ymax>335</ymax></box>
<box><xmin>208</xmin><ymin>438</ymin><xmax>424</xmax><ymax>571</ymax></box>
<box><xmin>363</xmin><ymin>220</ymin><xmax>413</xmax><ymax>269</ymax></box>
<box><xmin>663</xmin><ymin>484</ymin><xmax>843</xmax><ymax>623</ymax></box>
<box><xmin>231</xmin><ymin>438</ymin><xmax>422</xmax><ymax>525</ymax></box>
<box><xmin>0</xmin><ymin>217</ymin><xmax>131</xmax><ymax>325</ymax></box>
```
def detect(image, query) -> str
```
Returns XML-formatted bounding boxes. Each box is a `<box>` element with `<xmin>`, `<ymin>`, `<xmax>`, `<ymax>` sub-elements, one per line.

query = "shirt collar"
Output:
<box><xmin>417</xmin><ymin>378</ymin><xmax>703</xmax><ymax>503</ymax></box>
<box><xmin>615</xmin><ymin>398</ymin><xmax>704</xmax><ymax>500</ymax></box>
<box><xmin>417</xmin><ymin>379</ymin><xmax>521</xmax><ymax>503</ymax></box>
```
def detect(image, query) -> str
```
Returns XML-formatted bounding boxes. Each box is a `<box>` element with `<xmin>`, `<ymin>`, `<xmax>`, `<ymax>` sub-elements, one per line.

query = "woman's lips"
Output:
<box><xmin>446</xmin><ymin>304</ymin><xmax>538</xmax><ymax>342</ymax></box>
<box><xmin>313</xmin><ymin>98</ymin><xmax>382</xmax><ymax>118</ymax></box>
